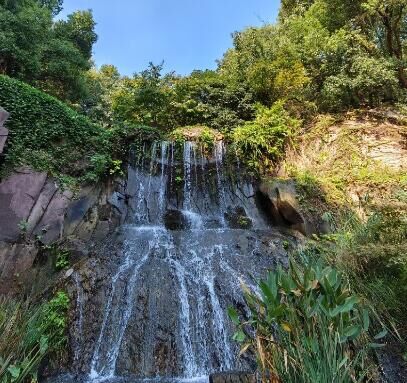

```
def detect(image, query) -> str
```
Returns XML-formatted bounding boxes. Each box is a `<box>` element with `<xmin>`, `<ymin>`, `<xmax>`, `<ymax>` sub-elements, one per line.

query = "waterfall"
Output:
<box><xmin>69</xmin><ymin>140</ymin><xmax>287</xmax><ymax>383</ymax></box>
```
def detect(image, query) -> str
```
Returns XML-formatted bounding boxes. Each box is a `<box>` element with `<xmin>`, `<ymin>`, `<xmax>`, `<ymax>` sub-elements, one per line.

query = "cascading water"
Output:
<box><xmin>66</xmin><ymin>140</ymin><xmax>290</xmax><ymax>383</ymax></box>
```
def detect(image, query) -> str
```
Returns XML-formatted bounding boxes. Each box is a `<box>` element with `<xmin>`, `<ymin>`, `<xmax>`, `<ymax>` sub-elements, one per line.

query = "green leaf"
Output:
<box><xmin>228</xmin><ymin>307</ymin><xmax>240</xmax><ymax>326</ymax></box>
<box><xmin>232</xmin><ymin>330</ymin><xmax>246</xmax><ymax>343</ymax></box>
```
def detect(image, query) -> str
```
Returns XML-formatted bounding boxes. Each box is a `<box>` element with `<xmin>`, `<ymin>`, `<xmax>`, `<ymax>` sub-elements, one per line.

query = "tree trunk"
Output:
<box><xmin>380</xmin><ymin>7</ymin><xmax>407</xmax><ymax>88</ymax></box>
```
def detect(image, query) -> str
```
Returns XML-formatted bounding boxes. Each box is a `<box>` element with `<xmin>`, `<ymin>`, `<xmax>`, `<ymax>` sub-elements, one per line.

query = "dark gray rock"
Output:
<box><xmin>72</xmin><ymin>205</ymin><xmax>99</xmax><ymax>241</ymax></box>
<box><xmin>27</xmin><ymin>179</ymin><xmax>58</xmax><ymax>237</ymax></box>
<box><xmin>64</xmin><ymin>185</ymin><xmax>101</xmax><ymax>237</ymax></box>
<box><xmin>225</xmin><ymin>206</ymin><xmax>253</xmax><ymax>229</ymax></box>
<box><xmin>0</xmin><ymin>168</ymin><xmax>47</xmax><ymax>242</ymax></box>
<box><xmin>164</xmin><ymin>209</ymin><xmax>188</xmax><ymax>230</ymax></box>
<box><xmin>92</xmin><ymin>220</ymin><xmax>110</xmax><ymax>241</ymax></box>
<box><xmin>210</xmin><ymin>372</ymin><xmax>257</xmax><ymax>383</ymax></box>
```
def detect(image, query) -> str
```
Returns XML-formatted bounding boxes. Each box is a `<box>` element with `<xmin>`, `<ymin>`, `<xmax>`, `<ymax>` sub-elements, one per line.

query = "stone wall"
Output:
<box><xmin>0</xmin><ymin>167</ymin><xmax>128</xmax><ymax>294</ymax></box>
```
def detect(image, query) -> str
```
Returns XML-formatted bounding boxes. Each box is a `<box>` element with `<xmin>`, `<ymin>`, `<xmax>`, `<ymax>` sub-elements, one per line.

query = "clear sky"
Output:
<box><xmin>59</xmin><ymin>0</ymin><xmax>280</xmax><ymax>76</ymax></box>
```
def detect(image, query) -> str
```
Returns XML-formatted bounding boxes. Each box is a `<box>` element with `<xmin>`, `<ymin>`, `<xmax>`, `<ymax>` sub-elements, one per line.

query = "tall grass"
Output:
<box><xmin>0</xmin><ymin>292</ymin><xmax>69</xmax><ymax>383</ymax></box>
<box><xmin>319</xmin><ymin>207</ymin><xmax>407</xmax><ymax>338</ymax></box>
<box><xmin>0</xmin><ymin>299</ymin><xmax>47</xmax><ymax>383</ymax></box>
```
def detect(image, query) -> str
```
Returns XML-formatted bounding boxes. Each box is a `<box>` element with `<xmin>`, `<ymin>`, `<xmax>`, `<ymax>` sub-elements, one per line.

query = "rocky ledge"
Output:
<box><xmin>0</xmin><ymin>167</ymin><xmax>128</xmax><ymax>294</ymax></box>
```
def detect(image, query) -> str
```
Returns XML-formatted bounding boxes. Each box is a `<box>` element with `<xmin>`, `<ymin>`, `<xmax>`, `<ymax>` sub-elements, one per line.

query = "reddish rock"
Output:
<box><xmin>0</xmin><ymin>169</ymin><xmax>47</xmax><ymax>242</ymax></box>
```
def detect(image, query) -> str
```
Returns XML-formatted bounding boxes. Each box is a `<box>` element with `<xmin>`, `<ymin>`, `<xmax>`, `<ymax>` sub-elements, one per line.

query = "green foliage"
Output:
<box><xmin>168</xmin><ymin>125</ymin><xmax>219</xmax><ymax>153</ymax></box>
<box><xmin>81</xmin><ymin>64</ymin><xmax>121</xmax><ymax>127</ymax></box>
<box><xmin>41</xmin><ymin>292</ymin><xmax>69</xmax><ymax>350</ymax></box>
<box><xmin>326</xmin><ymin>208</ymin><xmax>407</xmax><ymax>333</ymax></box>
<box><xmin>0</xmin><ymin>75</ymin><xmax>114</xmax><ymax>181</ymax></box>
<box><xmin>219</xmin><ymin>0</ymin><xmax>406</xmax><ymax>111</ymax></box>
<box><xmin>112</xmin><ymin>67</ymin><xmax>255</xmax><ymax>132</ymax></box>
<box><xmin>197</xmin><ymin>127</ymin><xmax>217</xmax><ymax>152</ymax></box>
<box><xmin>229</xmin><ymin>259</ymin><xmax>381</xmax><ymax>382</ymax></box>
<box><xmin>0</xmin><ymin>0</ymin><xmax>97</xmax><ymax>103</ymax></box>
<box><xmin>112</xmin><ymin>62</ymin><xmax>172</xmax><ymax>128</ymax></box>
<box><xmin>232</xmin><ymin>101</ymin><xmax>300</xmax><ymax>172</ymax></box>
<box><xmin>321</xmin><ymin>52</ymin><xmax>399</xmax><ymax>110</ymax></box>
<box><xmin>0</xmin><ymin>292</ymin><xmax>69</xmax><ymax>383</ymax></box>
<box><xmin>54</xmin><ymin>248</ymin><xmax>70</xmax><ymax>271</ymax></box>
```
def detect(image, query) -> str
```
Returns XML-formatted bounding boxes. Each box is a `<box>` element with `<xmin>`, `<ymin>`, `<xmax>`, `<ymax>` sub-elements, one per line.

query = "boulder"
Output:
<box><xmin>164</xmin><ymin>209</ymin><xmax>188</xmax><ymax>230</ymax></box>
<box><xmin>258</xmin><ymin>179</ymin><xmax>308</xmax><ymax>235</ymax></box>
<box><xmin>0</xmin><ymin>168</ymin><xmax>47</xmax><ymax>242</ymax></box>
<box><xmin>225</xmin><ymin>206</ymin><xmax>253</xmax><ymax>229</ymax></box>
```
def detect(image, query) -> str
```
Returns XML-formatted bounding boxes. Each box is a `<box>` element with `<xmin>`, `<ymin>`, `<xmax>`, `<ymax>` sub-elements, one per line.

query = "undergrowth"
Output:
<box><xmin>0</xmin><ymin>291</ymin><xmax>69</xmax><ymax>383</ymax></box>
<box><xmin>229</xmin><ymin>259</ymin><xmax>384</xmax><ymax>382</ymax></box>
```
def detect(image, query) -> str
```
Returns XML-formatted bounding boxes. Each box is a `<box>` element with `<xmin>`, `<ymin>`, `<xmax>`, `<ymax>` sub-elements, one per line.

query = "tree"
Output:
<box><xmin>37</xmin><ymin>0</ymin><xmax>63</xmax><ymax>15</ymax></box>
<box><xmin>112</xmin><ymin>62</ymin><xmax>173</xmax><ymax>127</ymax></box>
<box><xmin>0</xmin><ymin>1</ymin><xmax>51</xmax><ymax>77</ymax></box>
<box><xmin>0</xmin><ymin>1</ymin><xmax>98</xmax><ymax>102</ymax></box>
<box><xmin>82</xmin><ymin>64</ymin><xmax>121</xmax><ymax>126</ymax></box>
<box><xmin>54</xmin><ymin>10</ymin><xmax>97</xmax><ymax>60</ymax></box>
<box><xmin>363</xmin><ymin>0</ymin><xmax>407</xmax><ymax>87</ymax></box>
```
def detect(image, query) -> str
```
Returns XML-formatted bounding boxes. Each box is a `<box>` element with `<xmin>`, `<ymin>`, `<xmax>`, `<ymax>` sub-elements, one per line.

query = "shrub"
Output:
<box><xmin>229</xmin><ymin>259</ymin><xmax>383</xmax><ymax>382</ymax></box>
<box><xmin>0</xmin><ymin>75</ymin><xmax>109</xmax><ymax>179</ymax></box>
<box><xmin>232</xmin><ymin>101</ymin><xmax>300</xmax><ymax>173</ymax></box>
<box><xmin>0</xmin><ymin>75</ymin><xmax>158</xmax><ymax>184</ymax></box>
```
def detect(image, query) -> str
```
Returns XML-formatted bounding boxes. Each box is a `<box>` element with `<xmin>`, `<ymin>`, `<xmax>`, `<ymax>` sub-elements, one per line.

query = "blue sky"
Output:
<box><xmin>59</xmin><ymin>1</ymin><xmax>280</xmax><ymax>76</ymax></box>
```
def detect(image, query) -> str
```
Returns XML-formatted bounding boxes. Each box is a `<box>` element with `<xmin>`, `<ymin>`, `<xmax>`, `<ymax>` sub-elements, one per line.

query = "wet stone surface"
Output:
<box><xmin>63</xmin><ymin>142</ymin><xmax>295</xmax><ymax>382</ymax></box>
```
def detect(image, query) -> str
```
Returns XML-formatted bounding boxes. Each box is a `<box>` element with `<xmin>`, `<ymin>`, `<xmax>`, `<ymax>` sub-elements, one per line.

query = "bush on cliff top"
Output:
<box><xmin>0</xmin><ymin>74</ymin><xmax>110</xmax><ymax>181</ymax></box>
<box><xmin>0</xmin><ymin>75</ymin><xmax>162</xmax><ymax>184</ymax></box>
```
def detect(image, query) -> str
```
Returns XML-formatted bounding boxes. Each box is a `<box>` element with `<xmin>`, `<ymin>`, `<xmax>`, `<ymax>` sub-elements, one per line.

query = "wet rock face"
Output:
<box><xmin>224</xmin><ymin>207</ymin><xmax>252</xmax><ymax>229</ymax></box>
<box><xmin>66</xmin><ymin>142</ymin><xmax>294</xmax><ymax>381</ymax></box>
<box><xmin>164</xmin><ymin>209</ymin><xmax>188</xmax><ymax>230</ymax></box>
<box><xmin>70</xmin><ymin>228</ymin><xmax>287</xmax><ymax>379</ymax></box>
